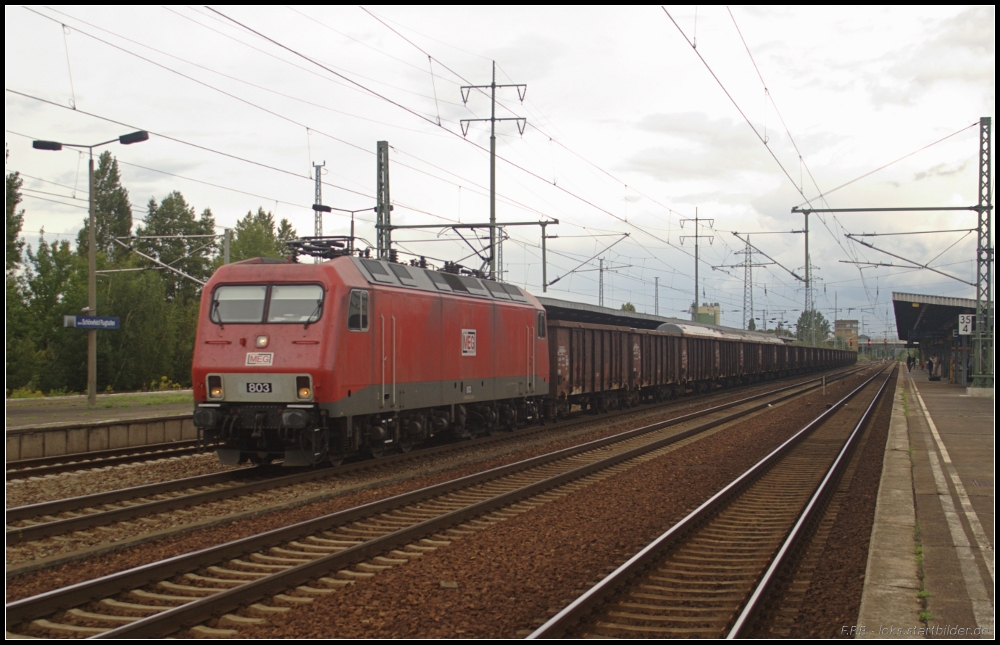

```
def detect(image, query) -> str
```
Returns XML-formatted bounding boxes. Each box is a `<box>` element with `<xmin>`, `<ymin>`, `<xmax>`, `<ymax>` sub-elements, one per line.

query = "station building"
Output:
<box><xmin>891</xmin><ymin>292</ymin><xmax>989</xmax><ymax>389</ymax></box>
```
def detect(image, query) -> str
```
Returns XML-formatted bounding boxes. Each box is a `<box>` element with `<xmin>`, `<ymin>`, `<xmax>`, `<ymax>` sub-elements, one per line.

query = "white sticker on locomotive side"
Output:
<box><xmin>245</xmin><ymin>352</ymin><xmax>274</xmax><ymax>366</ymax></box>
<box><xmin>461</xmin><ymin>329</ymin><xmax>477</xmax><ymax>356</ymax></box>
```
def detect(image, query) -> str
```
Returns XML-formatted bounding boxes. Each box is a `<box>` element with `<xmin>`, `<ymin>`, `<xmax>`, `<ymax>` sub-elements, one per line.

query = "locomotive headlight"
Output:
<box><xmin>255</xmin><ymin>335</ymin><xmax>268</xmax><ymax>348</ymax></box>
<box><xmin>296</xmin><ymin>375</ymin><xmax>312</xmax><ymax>400</ymax></box>
<box><xmin>208</xmin><ymin>375</ymin><xmax>223</xmax><ymax>399</ymax></box>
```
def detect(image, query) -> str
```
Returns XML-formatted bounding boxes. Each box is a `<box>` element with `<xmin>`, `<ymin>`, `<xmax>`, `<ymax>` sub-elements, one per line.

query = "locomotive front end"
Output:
<box><xmin>192</xmin><ymin>260</ymin><xmax>335</xmax><ymax>466</ymax></box>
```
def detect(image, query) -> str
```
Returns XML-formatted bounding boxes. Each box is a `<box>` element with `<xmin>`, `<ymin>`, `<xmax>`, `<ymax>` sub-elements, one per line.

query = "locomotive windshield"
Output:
<box><xmin>210</xmin><ymin>285</ymin><xmax>267</xmax><ymax>323</ymax></box>
<box><xmin>267</xmin><ymin>285</ymin><xmax>324</xmax><ymax>323</ymax></box>
<box><xmin>210</xmin><ymin>284</ymin><xmax>324</xmax><ymax>324</ymax></box>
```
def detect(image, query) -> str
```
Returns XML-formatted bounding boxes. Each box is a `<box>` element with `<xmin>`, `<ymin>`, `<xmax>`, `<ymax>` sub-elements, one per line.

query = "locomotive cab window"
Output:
<box><xmin>268</xmin><ymin>285</ymin><xmax>324</xmax><ymax>323</ymax></box>
<box><xmin>210</xmin><ymin>285</ymin><xmax>267</xmax><ymax>323</ymax></box>
<box><xmin>348</xmin><ymin>290</ymin><xmax>369</xmax><ymax>331</ymax></box>
<box><xmin>537</xmin><ymin>312</ymin><xmax>546</xmax><ymax>338</ymax></box>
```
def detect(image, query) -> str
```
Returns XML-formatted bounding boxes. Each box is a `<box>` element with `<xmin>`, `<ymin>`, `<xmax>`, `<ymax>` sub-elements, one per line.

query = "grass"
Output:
<box><xmin>8</xmin><ymin>388</ymin><xmax>46</xmax><ymax>399</ymax></box>
<box><xmin>8</xmin><ymin>391</ymin><xmax>192</xmax><ymax>407</ymax></box>
<box><xmin>915</xmin><ymin>521</ymin><xmax>931</xmax><ymax>624</ymax></box>
<box><xmin>100</xmin><ymin>392</ymin><xmax>193</xmax><ymax>407</ymax></box>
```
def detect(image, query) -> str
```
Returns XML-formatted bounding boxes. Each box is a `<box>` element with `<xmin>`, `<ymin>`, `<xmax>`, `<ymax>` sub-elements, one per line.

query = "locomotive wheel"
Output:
<box><xmin>398</xmin><ymin>439</ymin><xmax>414</xmax><ymax>453</ymax></box>
<box><xmin>249</xmin><ymin>452</ymin><xmax>273</xmax><ymax>466</ymax></box>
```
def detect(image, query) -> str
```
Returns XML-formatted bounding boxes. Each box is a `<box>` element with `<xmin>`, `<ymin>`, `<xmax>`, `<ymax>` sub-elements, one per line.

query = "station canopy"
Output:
<box><xmin>892</xmin><ymin>292</ymin><xmax>981</xmax><ymax>347</ymax></box>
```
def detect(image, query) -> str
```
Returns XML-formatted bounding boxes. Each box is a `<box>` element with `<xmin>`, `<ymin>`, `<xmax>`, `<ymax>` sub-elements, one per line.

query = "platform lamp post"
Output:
<box><xmin>32</xmin><ymin>131</ymin><xmax>149</xmax><ymax>407</ymax></box>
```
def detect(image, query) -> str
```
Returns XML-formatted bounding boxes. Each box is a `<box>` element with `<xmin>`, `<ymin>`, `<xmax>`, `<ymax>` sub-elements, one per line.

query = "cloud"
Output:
<box><xmin>913</xmin><ymin>160</ymin><xmax>969</xmax><ymax>182</ymax></box>
<box><xmin>873</xmin><ymin>6</ymin><xmax>994</xmax><ymax>105</ymax></box>
<box><xmin>621</xmin><ymin>112</ymin><xmax>778</xmax><ymax>180</ymax></box>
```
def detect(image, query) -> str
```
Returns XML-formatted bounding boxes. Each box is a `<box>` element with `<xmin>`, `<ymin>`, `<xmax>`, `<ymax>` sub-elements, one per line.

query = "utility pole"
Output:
<box><xmin>223</xmin><ymin>228</ymin><xmax>231</xmax><ymax>264</ymax></box>
<box><xmin>312</xmin><ymin>162</ymin><xmax>325</xmax><ymax>238</ymax></box>
<box><xmin>804</xmin><ymin>211</ymin><xmax>814</xmax><ymax>346</ymax></box>
<box><xmin>541</xmin><ymin>222</ymin><xmax>557</xmax><ymax>292</ymax></box>
<box><xmin>460</xmin><ymin>61</ymin><xmax>526</xmax><ymax>280</ymax></box>
<box><xmin>712</xmin><ymin>239</ymin><xmax>772</xmax><ymax>330</ymax></box>
<box><xmin>681</xmin><ymin>206</ymin><xmax>715</xmax><ymax>322</ymax></box>
<box><xmin>497</xmin><ymin>226</ymin><xmax>505</xmax><ymax>281</ymax></box>
<box><xmin>744</xmin><ymin>238</ymin><xmax>753</xmax><ymax>329</ymax></box>
<box><xmin>32</xmin><ymin>130</ymin><xmax>149</xmax><ymax>407</ymax></box>
<box><xmin>974</xmin><ymin>116</ymin><xmax>993</xmax><ymax>389</ymax></box>
<box><xmin>654</xmin><ymin>276</ymin><xmax>659</xmax><ymax>316</ymax></box>
<box><xmin>680</xmin><ymin>208</ymin><xmax>713</xmax><ymax>322</ymax></box>
<box><xmin>376</xmin><ymin>141</ymin><xmax>392</xmax><ymax>260</ymax></box>
<box><xmin>599</xmin><ymin>258</ymin><xmax>605</xmax><ymax>307</ymax></box>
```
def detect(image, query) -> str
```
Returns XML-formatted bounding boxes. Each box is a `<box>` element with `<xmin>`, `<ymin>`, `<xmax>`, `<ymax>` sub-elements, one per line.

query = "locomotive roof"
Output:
<box><xmin>351</xmin><ymin>257</ymin><xmax>536</xmax><ymax>305</ymax></box>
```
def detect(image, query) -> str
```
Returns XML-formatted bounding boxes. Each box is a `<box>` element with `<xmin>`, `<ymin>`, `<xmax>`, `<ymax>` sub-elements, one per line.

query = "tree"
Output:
<box><xmin>227</xmin><ymin>207</ymin><xmax>297</xmax><ymax>263</ymax></box>
<box><xmin>6</xmin><ymin>171</ymin><xmax>25</xmax><ymax>272</ymax></box>
<box><xmin>747</xmin><ymin>318</ymin><xmax>757</xmax><ymax>331</ymax></box>
<box><xmin>98</xmin><ymin>269</ymin><xmax>176</xmax><ymax>390</ymax></box>
<box><xmin>620</xmin><ymin>302</ymin><xmax>637</xmax><ymax>312</ymax></box>
<box><xmin>23</xmin><ymin>233</ymin><xmax>89</xmax><ymax>392</ymax></box>
<box><xmin>75</xmin><ymin>152</ymin><xmax>133</xmax><ymax>260</ymax></box>
<box><xmin>135</xmin><ymin>191</ymin><xmax>216</xmax><ymax>300</ymax></box>
<box><xmin>795</xmin><ymin>309</ymin><xmax>831</xmax><ymax>346</ymax></box>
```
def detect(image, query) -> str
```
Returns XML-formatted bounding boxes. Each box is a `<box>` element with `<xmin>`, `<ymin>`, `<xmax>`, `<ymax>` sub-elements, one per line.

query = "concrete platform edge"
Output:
<box><xmin>856</xmin><ymin>367</ymin><xmax>923</xmax><ymax>638</ymax></box>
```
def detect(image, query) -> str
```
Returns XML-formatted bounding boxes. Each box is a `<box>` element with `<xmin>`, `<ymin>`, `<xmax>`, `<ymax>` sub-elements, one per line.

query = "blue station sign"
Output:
<box><xmin>63</xmin><ymin>315</ymin><xmax>121</xmax><ymax>330</ymax></box>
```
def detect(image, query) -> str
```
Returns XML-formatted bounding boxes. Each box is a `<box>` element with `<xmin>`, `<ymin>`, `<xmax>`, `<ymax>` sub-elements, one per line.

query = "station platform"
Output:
<box><xmin>858</xmin><ymin>365</ymin><xmax>994</xmax><ymax>638</ymax></box>
<box><xmin>5</xmin><ymin>391</ymin><xmax>196</xmax><ymax>462</ymax></box>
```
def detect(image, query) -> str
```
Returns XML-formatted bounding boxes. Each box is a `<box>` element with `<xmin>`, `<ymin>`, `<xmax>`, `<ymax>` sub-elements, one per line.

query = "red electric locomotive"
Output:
<box><xmin>192</xmin><ymin>249</ymin><xmax>549</xmax><ymax>466</ymax></box>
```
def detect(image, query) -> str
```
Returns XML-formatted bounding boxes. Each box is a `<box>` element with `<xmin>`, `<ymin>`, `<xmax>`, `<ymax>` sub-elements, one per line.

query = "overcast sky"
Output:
<box><xmin>5</xmin><ymin>6</ymin><xmax>994</xmax><ymax>339</ymax></box>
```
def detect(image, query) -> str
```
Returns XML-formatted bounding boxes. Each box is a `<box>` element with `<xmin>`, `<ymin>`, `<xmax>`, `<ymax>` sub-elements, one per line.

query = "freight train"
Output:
<box><xmin>192</xmin><ymin>248</ymin><xmax>855</xmax><ymax>466</ymax></box>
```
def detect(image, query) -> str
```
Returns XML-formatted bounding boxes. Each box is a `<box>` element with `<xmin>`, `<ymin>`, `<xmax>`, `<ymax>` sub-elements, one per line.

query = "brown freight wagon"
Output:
<box><xmin>545</xmin><ymin>319</ymin><xmax>856</xmax><ymax>419</ymax></box>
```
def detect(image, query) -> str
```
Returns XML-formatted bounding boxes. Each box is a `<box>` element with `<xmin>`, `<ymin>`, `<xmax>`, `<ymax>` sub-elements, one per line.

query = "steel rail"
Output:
<box><xmin>725</xmin><ymin>367</ymin><xmax>895</xmax><ymax>638</ymax></box>
<box><xmin>93</xmin><ymin>370</ymin><xmax>856</xmax><ymax>638</ymax></box>
<box><xmin>527</xmin><ymin>365</ymin><xmax>888</xmax><ymax>639</ymax></box>
<box><xmin>7</xmin><ymin>367</ymin><xmax>860</xmax><ymax>546</ymax></box>
<box><xmin>7</xmin><ymin>368</ymin><xmax>853</xmax><ymax>631</ymax></box>
<box><xmin>6</xmin><ymin>468</ymin><xmax>252</xmax><ymax>522</ymax></box>
<box><xmin>6</xmin><ymin>441</ymin><xmax>202</xmax><ymax>481</ymax></box>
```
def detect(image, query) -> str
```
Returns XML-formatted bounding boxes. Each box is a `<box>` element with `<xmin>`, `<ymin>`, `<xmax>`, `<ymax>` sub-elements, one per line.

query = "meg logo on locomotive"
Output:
<box><xmin>462</xmin><ymin>329</ymin><xmax>477</xmax><ymax>356</ymax></box>
<box><xmin>245</xmin><ymin>352</ymin><xmax>274</xmax><ymax>366</ymax></box>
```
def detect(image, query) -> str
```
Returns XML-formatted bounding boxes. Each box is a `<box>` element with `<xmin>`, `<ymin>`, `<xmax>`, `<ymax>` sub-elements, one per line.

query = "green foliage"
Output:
<box><xmin>620</xmin><ymin>302</ymin><xmax>636</xmax><ymax>312</ymax></box>
<box><xmin>23</xmin><ymin>233</ymin><xmax>89</xmax><ymax>393</ymax></box>
<box><xmin>8</xmin><ymin>388</ymin><xmax>46</xmax><ymax>399</ymax></box>
<box><xmin>4</xmin><ymin>171</ymin><xmax>307</xmax><ymax>397</ymax></box>
<box><xmin>5</xmin><ymin>185</ymin><xmax>216</xmax><ymax>396</ymax></box>
<box><xmin>6</xmin><ymin>171</ymin><xmax>25</xmax><ymax>272</ymax></box>
<box><xmin>135</xmin><ymin>191</ymin><xmax>216</xmax><ymax>301</ymax></box>
<box><xmin>148</xmin><ymin>375</ymin><xmax>183</xmax><ymax>391</ymax></box>
<box><xmin>795</xmin><ymin>309</ymin><xmax>831</xmax><ymax>346</ymax></box>
<box><xmin>97</xmin><ymin>268</ymin><xmax>176</xmax><ymax>391</ymax></box>
<box><xmin>75</xmin><ymin>152</ymin><xmax>133</xmax><ymax>261</ymax></box>
<box><xmin>747</xmin><ymin>318</ymin><xmax>757</xmax><ymax>331</ymax></box>
<box><xmin>226</xmin><ymin>207</ymin><xmax>296</xmax><ymax>263</ymax></box>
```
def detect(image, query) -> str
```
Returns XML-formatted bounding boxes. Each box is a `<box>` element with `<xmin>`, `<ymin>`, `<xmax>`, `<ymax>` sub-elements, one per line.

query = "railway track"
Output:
<box><xmin>6</xmin><ymin>367</ymin><xmax>869</xmax><ymax>638</ymax></box>
<box><xmin>7</xmin><ymin>367</ymin><xmax>862</xmax><ymax>548</ymax></box>
<box><xmin>528</xmin><ymin>365</ymin><xmax>894</xmax><ymax>639</ymax></box>
<box><xmin>6</xmin><ymin>441</ymin><xmax>204</xmax><ymax>481</ymax></box>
